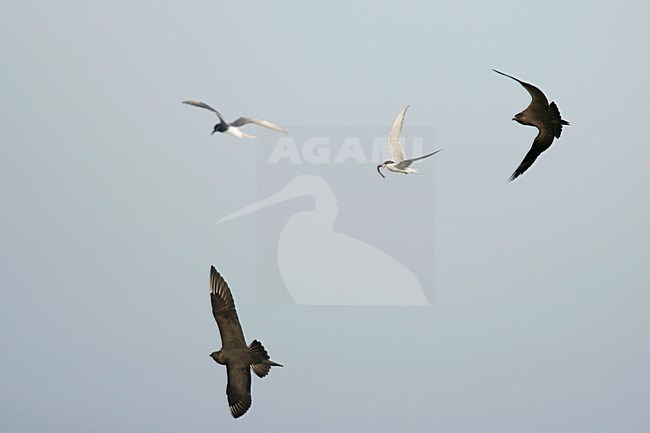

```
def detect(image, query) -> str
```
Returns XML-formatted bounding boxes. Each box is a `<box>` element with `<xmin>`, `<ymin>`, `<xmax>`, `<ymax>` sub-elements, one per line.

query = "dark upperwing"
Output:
<box><xmin>492</xmin><ymin>69</ymin><xmax>550</xmax><ymax>114</ymax></box>
<box><xmin>210</xmin><ymin>266</ymin><xmax>247</xmax><ymax>349</ymax></box>
<box><xmin>225</xmin><ymin>364</ymin><xmax>252</xmax><ymax>418</ymax></box>
<box><xmin>509</xmin><ymin>127</ymin><xmax>555</xmax><ymax>181</ymax></box>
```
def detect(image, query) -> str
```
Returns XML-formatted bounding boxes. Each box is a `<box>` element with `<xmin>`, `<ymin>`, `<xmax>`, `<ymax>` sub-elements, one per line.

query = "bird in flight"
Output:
<box><xmin>183</xmin><ymin>100</ymin><xmax>288</xmax><ymax>138</ymax></box>
<box><xmin>376</xmin><ymin>105</ymin><xmax>441</xmax><ymax>178</ymax></box>
<box><xmin>493</xmin><ymin>69</ymin><xmax>570</xmax><ymax>181</ymax></box>
<box><xmin>208</xmin><ymin>265</ymin><xmax>283</xmax><ymax>418</ymax></box>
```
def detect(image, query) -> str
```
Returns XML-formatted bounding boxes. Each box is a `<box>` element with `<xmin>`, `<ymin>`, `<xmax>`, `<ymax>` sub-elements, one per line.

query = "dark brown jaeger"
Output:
<box><xmin>208</xmin><ymin>266</ymin><xmax>283</xmax><ymax>418</ymax></box>
<box><xmin>493</xmin><ymin>69</ymin><xmax>570</xmax><ymax>181</ymax></box>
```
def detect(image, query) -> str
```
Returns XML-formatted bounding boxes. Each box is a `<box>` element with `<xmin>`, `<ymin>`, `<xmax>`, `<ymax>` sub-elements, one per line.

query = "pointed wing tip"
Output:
<box><xmin>272</xmin><ymin>125</ymin><xmax>289</xmax><ymax>134</ymax></box>
<box><xmin>229</xmin><ymin>399</ymin><xmax>252</xmax><ymax>418</ymax></box>
<box><xmin>210</xmin><ymin>265</ymin><xmax>219</xmax><ymax>293</ymax></box>
<box><xmin>210</xmin><ymin>266</ymin><xmax>237</xmax><ymax>312</ymax></box>
<box><xmin>492</xmin><ymin>69</ymin><xmax>520</xmax><ymax>83</ymax></box>
<box><xmin>210</xmin><ymin>265</ymin><xmax>228</xmax><ymax>296</ymax></box>
<box><xmin>508</xmin><ymin>170</ymin><xmax>522</xmax><ymax>182</ymax></box>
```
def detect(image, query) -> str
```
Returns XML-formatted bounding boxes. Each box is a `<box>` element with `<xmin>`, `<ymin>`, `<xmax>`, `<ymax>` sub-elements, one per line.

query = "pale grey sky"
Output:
<box><xmin>1</xmin><ymin>1</ymin><xmax>649</xmax><ymax>432</ymax></box>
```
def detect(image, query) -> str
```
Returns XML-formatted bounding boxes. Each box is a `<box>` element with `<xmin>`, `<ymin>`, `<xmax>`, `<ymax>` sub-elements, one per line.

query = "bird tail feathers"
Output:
<box><xmin>249</xmin><ymin>340</ymin><xmax>283</xmax><ymax>378</ymax></box>
<box><xmin>549</xmin><ymin>101</ymin><xmax>570</xmax><ymax>138</ymax></box>
<box><xmin>226</xmin><ymin>128</ymin><xmax>256</xmax><ymax>139</ymax></box>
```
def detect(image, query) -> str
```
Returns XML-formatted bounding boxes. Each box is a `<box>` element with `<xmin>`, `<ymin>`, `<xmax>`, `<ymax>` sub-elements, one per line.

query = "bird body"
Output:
<box><xmin>381</xmin><ymin>150</ymin><xmax>442</xmax><ymax>175</ymax></box>
<box><xmin>377</xmin><ymin>105</ymin><xmax>441</xmax><ymax>178</ymax></box>
<box><xmin>209</xmin><ymin>266</ymin><xmax>282</xmax><ymax>418</ymax></box>
<box><xmin>183</xmin><ymin>100</ymin><xmax>288</xmax><ymax>138</ymax></box>
<box><xmin>493</xmin><ymin>69</ymin><xmax>570</xmax><ymax>181</ymax></box>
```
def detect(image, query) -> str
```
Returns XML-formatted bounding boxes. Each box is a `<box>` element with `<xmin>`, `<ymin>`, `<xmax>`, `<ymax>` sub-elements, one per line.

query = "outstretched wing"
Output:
<box><xmin>210</xmin><ymin>266</ymin><xmax>247</xmax><ymax>349</ymax></box>
<box><xmin>183</xmin><ymin>100</ymin><xmax>226</xmax><ymax>122</ymax></box>
<box><xmin>230</xmin><ymin>117</ymin><xmax>288</xmax><ymax>134</ymax></box>
<box><xmin>492</xmin><ymin>70</ymin><xmax>549</xmax><ymax>113</ymax></box>
<box><xmin>396</xmin><ymin>149</ymin><xmax>442</xmax><ymax>169</ymax></box>
<box><xmin>387</xmin><ymin>105</ymin><xmax>408</xmax><ymax>164</ymax></box>
<box><xmin>225</xmin><ymin>364</ymin><xmax>252</xmax><ymax>418</ymax></box>
<box><xmin>509</xmin><ymin>128</ymin><xmax>555</xmax><ymax>181</ymax></box>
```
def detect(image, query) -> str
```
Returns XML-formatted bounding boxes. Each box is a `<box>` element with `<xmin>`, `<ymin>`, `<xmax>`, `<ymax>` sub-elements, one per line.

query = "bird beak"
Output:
<box><xmin>376</xmin><ymin>165</ymin><xmax>386</xmax><ymax>178</ymax></box>
<box><xmin>511</xmin><ymin>118</ymin><xmax>516</xmax><ymax>121</ymax></box>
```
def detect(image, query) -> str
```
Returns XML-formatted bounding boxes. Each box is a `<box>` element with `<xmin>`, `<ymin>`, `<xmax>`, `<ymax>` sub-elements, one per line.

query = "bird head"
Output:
<box><xmin>376</xmin><ymin>161</ymin><xmax>393</xmax><ymax>178</ymax></box>
<box><xmin>512</xmin><ymin>113</ymin><xmax>525</xmax><ymax>124</ymax></box>
<box><xmin>210</xmin><ymin>350</ymin><xmax>226</xmax><ymax>365</ymax></box>
<box><xmin>211</xmin><ymin>124</ymin><xmax>219</xmax><ymax>135</ymax></box>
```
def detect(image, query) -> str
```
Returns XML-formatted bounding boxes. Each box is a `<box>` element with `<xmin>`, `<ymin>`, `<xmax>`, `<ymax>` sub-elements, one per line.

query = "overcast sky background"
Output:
<box><xmin>2</xmin><ymin>1</ymin><xmax>649</xmax><ymax>432</ymax></box>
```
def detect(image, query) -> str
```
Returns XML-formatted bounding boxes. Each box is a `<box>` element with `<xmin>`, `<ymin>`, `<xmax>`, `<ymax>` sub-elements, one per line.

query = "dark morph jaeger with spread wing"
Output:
<box><xmin>209</xmin><ymin>266</ymin><xmax>283</xmax><ymax>418</ymax></box>
<box><xmin>493</xmin><ymin>70</ymin><xmax>570</xmax><ymax>181</ymax></box>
